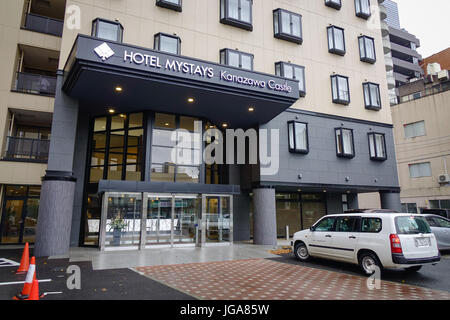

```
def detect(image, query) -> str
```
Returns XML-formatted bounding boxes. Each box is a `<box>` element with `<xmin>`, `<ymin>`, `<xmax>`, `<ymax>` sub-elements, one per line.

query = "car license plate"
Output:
<box><xmin>415</xmin><ymin>237</ymin><xmax>430</xmax><ymax>247</ymax></box>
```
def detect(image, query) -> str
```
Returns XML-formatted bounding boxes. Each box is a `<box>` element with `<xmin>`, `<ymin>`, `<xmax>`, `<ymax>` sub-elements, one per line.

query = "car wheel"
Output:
<box><xmin>404</xmin><ymin>266</ymin><xmax>422</xmax><ymax>272</ymax></box>
<box><xmin>359</xmin><ymin>252</ymin><xmax>382</xmax><ymax>275</ymax></box>
<box><xmin>294</xmin><ymin>242</ymin><xmax>310</xmax><ymax>261</ymax></box>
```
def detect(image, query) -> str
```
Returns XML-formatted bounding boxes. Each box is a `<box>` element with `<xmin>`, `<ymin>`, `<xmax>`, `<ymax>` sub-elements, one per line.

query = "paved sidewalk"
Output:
<box><xmin>135</xmin><ymin>258</ymin><xmax>450</xmax><ymax>300</ymax></box>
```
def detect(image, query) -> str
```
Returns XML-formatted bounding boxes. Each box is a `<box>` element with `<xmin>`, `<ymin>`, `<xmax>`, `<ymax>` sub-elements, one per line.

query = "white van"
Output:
<box><xmin>292</xmin><ymin>213</ymin><xmax>441</xmax><ymax>274</ymax></box>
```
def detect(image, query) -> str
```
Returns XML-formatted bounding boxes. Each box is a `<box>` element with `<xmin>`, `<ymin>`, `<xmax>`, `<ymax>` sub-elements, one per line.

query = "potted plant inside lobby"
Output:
<box><xmin>108</xmin><ymin>216</ymin><xmax>128</xmax><ymax>246</ymax></box>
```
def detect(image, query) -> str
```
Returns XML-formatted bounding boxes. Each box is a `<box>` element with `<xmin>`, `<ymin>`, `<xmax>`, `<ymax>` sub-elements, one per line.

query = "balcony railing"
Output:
<box><xmin>24</xmin><ymin>13</ymin><xmax>63</xmax><ymax>37</ymax></box>
<box><xmin>4</xmin><ymin>137</ymin><xmax>50</xmax><ymax>162</ymax></box>
<box><xmin>13</xmin><ymin>72</ymin><xmax>57</xmax><ymax>96</ymax></box>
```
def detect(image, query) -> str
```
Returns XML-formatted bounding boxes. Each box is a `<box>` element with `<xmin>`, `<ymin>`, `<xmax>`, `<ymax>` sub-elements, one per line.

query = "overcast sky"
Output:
<box><xmin>394</xmin><ymin>0</ymin><xmax>450</xmax><ymax>58</ymax></box>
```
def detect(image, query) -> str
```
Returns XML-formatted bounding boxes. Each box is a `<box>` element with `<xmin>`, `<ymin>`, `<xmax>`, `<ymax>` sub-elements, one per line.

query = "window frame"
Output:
<box><xmin>156</xmin><ymin>0</ymin><xmax>182</xmax><ymax>12</ymax></box>
<box><xmin>273</xmin><ymin>8</ymin><xmax>303</xmax><ymax>44</ymax></box>
<box><xmin>325</xmin><ymin>0</ymin><xmax>342</xmax><ymax>10</ymax></box>
<box><xmin>358</xmin><ymin>35</ymin><xmax>376</xmax><ymax>64</ymax></box>
<box><xmin>404</xmin><ymin>121</ymin><xmax>426</xmax><ymax>139</ymax></box>
<box><xmin>330</xmin><ymin>75</ymin><xmax>350</xmax><ymax>105</ymax></box>
<box><xmin>91</xmin><ymin>18</ymin><xmax>124</xmax><ymax>42</ymax></box>
<box><xmin>363</xmin><ymin>82</ymin><xmax>382</xmax><ymax>110</ymax></box>
<box><xmin>368</xmin><ymin>132</ymin><xmax>387</xmax><ymax>161</ymax></box>
<box><xmin>312</xmin><ymin>217</ymin><xmax>337</xmax><ymax>232</ymax></box>
<box><xmin>287</xmin><ymin>121</ymin><xmax>309</xmax><ymax>154</ymax></box>
<box><xmin>154</xmin><ymin>32</ymin><xmax>182</xmax><ymax>55</ymax></box>
<box><xmin>360</xmin><ymin>217</ymin><xmax>382</xmax><ymax>233</ymax></box>
<box><xmin>275</xmin><ymin>62</ymin><xmax>306</xmax><ymax>96</ymax></box>
<box><xmin>327</xmin><ymin>26</ymin><xmax>346</xmax><ymax>56</ymax></box>
<box><xmin>220</xmin><ymin>0</ymin><xmax>253</xmax><ymax>31</ymax></box>
<box><xmin>408</xmin><ymin>162</ymin><xmax>432</xmax><ymax>178</ymax></box>
<box><xmin>220</xmin><ymin>48</ymin><xmax>254</xmax><ymax>70</ymax></box>
<box><xmin>355</xmin><ymin>0</ymin><xmax>371</xmax><ymax>19</ymax></box>
<box><xmin>335</xmin><ymin>127</ymin><xmax>355</xmax><ymax>159</ymax></box>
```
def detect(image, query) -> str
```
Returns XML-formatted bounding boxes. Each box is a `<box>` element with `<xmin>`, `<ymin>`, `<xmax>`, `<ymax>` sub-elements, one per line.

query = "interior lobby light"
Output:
<box><xmin>115</xmin><ymin>86</ymin><xmax>123</xmax><ymax>93</ymax></box>
<box><xmin>187</xmin><ymin>97</ymin><xmax>195</xmax><ymax>103</ymax></box>
<box><xmin>248</xmin><ymin>107</ymin><xmax>255</xmax><ymax>112</ymax></box>
<box><xmin>222</xmin><ymin>123</ymin><xmax>228</xmax><ymax>128</ymax></box>
<box><xmin>108</xmin><ymin>108</ymin><xmax>115</xmax><ymax>114</ymax></box>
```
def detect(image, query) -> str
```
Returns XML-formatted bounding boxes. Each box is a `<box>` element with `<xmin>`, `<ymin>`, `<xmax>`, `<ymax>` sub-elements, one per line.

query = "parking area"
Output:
<box><xmin>135</xmin><ymin>257</ymin><xmax>450</xmax><ymax>300</ymax></box>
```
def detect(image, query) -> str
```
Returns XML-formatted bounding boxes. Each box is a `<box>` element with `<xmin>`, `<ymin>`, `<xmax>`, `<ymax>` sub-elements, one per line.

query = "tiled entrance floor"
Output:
<box><xmin>135</xmin><ymin>258</ymin><xmax>450</xmax><ymax>300</ymax></box>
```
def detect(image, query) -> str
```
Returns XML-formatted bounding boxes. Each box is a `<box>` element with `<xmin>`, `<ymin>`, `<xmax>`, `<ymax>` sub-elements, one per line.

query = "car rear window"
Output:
<box><xmin>395</xmin><ymin>216</ymin><xmax>431</xmax><ymax>234</ymax></box>
<box><xmin>361</xmin><ymin>218</ymin><xmax>382</xmax><ymax>233</ymax></box>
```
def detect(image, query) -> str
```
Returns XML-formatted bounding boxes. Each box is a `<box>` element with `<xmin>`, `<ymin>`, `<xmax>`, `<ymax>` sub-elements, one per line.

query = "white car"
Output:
<box><xmin>292</xmin><ymin>213</ymin><xmax>441</xmax><ymax>274</ymax></box>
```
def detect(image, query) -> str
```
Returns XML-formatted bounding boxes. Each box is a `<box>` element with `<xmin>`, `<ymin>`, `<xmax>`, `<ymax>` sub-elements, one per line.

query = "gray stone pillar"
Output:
<box><xmin>252</xmin><ymin>188</ymin><xmax>277</xmax><ymax>246</ymax></box>
<box><xmin>347</xmin><ymin>193</ymin><xmax>359</xmax><ymax>210</ymax></box>
<box><xmin>380</xmin><ymin>191</ymin><xmax>402</xmax><ymax>212</ymax></box>
<box><xmin>34</xmin><ymin>71</ymin><xmax>78</xmax><ymax>257</ymax></box>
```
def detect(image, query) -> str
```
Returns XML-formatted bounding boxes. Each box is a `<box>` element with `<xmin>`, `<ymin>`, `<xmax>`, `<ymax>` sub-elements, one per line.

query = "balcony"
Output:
<box><xmin>13</xmin><ymin>72</ymin><xmax>56</xmax><ymax>96</ymax></box>
<box><xmin>21</xmin><ymin>0</ymin><xmax>65</xmax><ymax>37</ymax></box>
<box><xmin>3</xmin><ymin>137</ymin><xmax>50</xmax><ymax>163</ymax></box>
<box><xmin>23</xmin><ymin>13</ymin><xmax>63</xmax><ymax>37</ymax></box>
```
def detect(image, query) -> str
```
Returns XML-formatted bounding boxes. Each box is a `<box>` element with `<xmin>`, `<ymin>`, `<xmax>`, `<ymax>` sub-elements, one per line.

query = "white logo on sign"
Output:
<box><xmin>94</xmin><ymin>43</ymin><xmax>115</xmax><ymax>61</ymax></box>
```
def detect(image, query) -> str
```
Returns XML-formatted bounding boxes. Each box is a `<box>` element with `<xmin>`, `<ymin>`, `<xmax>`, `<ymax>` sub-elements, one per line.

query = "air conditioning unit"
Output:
<box><xmin>438</xmin><ymin>70</ymin><xmax>449</xmax><ymax>80</ymax></box>
<box><xmin>438</xmin><ymin>174</ymin><xmax>450</xmax><ymax>184</ymax></box>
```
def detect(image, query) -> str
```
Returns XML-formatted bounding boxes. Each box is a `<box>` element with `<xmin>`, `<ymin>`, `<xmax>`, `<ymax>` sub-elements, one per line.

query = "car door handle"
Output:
<box><xmin>349</xmin><ymin>236</ymin><xmax>357</xmax><ymax>239</ymax></box>
<box><xmin>325</xmin><ymin>234</ymin><xmax>332</xmax><ymax>238</ymax></box>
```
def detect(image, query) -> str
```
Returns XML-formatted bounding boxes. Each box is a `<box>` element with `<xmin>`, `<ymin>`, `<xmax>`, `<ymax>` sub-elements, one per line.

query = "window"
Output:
<box><xmin>359</xmin><ymin>36</ymin><xmax>376</xmax><ymax>63</ymax></box>
<box><xmin>395</xmin><ymin>216</ymin><xmax>431</xmax><ymax>235</ymax></box>
<box><xmin>432</xmin><ymin>217</ymin><xmax>450</xmax><ymax>228</ymax></box>
<box><xmin>336</xmin><ymin>217</ymin><xmax>359</xmax><ymax>232</ymax></box>
<box><xmin>409</xmin><ymin>162</ymin><xmax>432</xmax><ymax>178</ymax></box>
<box><xmin>220</xmin><ymin>0</ymin><xmax>253</xmax><ymax>31</ymax></box>
<box><xmin>325</xmin><ymin>0</ymin><xmax>342</xmax><ymax>10</ymax></box>
<box><xmin>401</xmin><ymin>203</ymin><xmax>418</xmax><ymax>213</ymax></box>
<box><xmin>220</xmin><ymin>49</ymin><xmax>253</xmax><ymax>70</ymax></box>
<box><xmin>327</xmin><ymin>26</ymin><xmax>345</xmax><ymax>55</ymax></box>
<box><xmin>151</xmin><ymin>113</ymin><xmax>201</xmax><ymax>183</ymax></box>
<box><xmin>92</xmin><ymin>18</ymin><xmax>123</xmax><ymax>42</ymax></box>
<box><xmin>89</xmin><ymin>113</ymin><xmax>144</xmax><ymax>183</ymax></box>
<box><xmin>275</xmin><ymin>62</ymin><xmax>306</xmax><ymax>96</ymax></box>
<box><xmin>335</xmin><ymin>128</ymin><xmax>355</xmax><ymax>158</ymax></box>
<box><xmin>404</xmin><ymin>121</ymin><xmax>426</xmax><ymax>138</ymax></box>
<box><xmin>355</xmin><ymin>0</ymin><xmax>371</xmax><ymax>19</ymax></box>
<box><xmin>429</xmin><ymin>199</ymin><xmax>450</xmax><ymax>209</ymax></box>
<box><xmin>363</xmin><ymin>82</ymin><xmax>381</xmax><ymax>110</ymax></box>
<box><xmin>156</xmin><ymin>0</ymin><xmax>182</xmax><ymax>12</ymax></box>
<box><xmin>154</xmin><ymin>33</ymin><xmax>181</xmax><ymax>55</ymax></box>
<box><xmin>287</xmin><ymin>121</ymin><xmax>309</xmax><ymax>154</ymax></box>
<box><xmin>361</xmin><ymin>218</ymin><xmax>382</xmax><ymax>233</ymax></box>
<box><xmin>368</xmin><ymin>133</ymin><xmax>386</xmax><ymax>161</ymax></box>
<box><xmin>313</xmin><ymin>217</ymin><xmax>336</xmax><ymax>231</ymax></box>
<box><xmin>273</xmin><ymin>9</ymin><xmax>303</xmax><ymax>44</ymax></box>
<box><xmin>331</xmin><ymin>75</ymin><xmax>350</xmax><ymax>104</ymax></box>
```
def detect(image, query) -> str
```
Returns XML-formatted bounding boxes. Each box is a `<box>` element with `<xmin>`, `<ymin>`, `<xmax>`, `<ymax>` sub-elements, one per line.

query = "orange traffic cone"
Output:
<box><xmin>13</xmin><ymin>256</ymin><xmax>36</xmax><ymax>300</ymax></box>
<box><xmin>26</xmin><ymin>279</ymin><xmax>40</xmax><ymax>300</ymax></box>
<box><xmin>16</xmin><ymin>242</ymin><xmax>29</xmax><ymax>274</ymax></box>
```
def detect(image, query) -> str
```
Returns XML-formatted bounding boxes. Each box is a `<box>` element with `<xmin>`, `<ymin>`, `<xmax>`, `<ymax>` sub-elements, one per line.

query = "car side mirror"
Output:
<box><xmin>310</xmin><ymin>226</ymin><xmax>315</xmax><ymax>232</ymax></box>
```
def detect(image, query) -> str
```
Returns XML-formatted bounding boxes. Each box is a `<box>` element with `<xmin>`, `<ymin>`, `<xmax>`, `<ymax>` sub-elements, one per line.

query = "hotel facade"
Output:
<box><xmin>0</xmin><ymin>0</ymin><xmax>401</xmax><ymax>256</ymax></box>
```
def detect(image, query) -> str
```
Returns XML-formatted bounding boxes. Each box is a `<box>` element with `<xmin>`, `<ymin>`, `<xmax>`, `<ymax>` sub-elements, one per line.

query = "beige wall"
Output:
<box><xmin>391</xmin><ymin>90</ymin><xmax>450</xmax><ymax>208</ymax></box>
<box><xmin>0</xmin><ymin>0</ymin><xmax>60</xmax><ymax>185</ymax></box>
<box><xmin>60</xmin><ymin>0</ymin><xmax>392</xmax><ymax>124</ymax></box>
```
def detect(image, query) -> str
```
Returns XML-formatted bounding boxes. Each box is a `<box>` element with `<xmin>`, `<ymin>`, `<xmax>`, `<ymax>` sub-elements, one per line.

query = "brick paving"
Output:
<box><xmin>135</xmin><ymin>258</ymin><xmax>450</xmax><ymax>300</ymax></box>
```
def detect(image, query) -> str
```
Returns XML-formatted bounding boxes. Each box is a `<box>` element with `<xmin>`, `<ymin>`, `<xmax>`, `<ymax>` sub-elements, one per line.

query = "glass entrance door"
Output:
<box><xmin>173</xmin><ymin>196</ymin><xmax>199</xmax><ymax>244</ymax></box>
<box><xmin>1</xmin><ymin>200</ymin><xmax>25</xmax><ymax>243</ymax></box>
<box><xmin>146</xmin><ymin>196</ymin><xmax>172</xmax><ymax>245</ymax></box>
<box><xmin>204</xmin><ymin>196</ymin><xmax>232</xmax><ymax>243</ymax></box>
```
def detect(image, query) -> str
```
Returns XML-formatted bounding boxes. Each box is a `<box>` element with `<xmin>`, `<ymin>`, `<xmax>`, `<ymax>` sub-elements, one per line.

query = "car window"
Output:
<box><xmin>425</xmin><ymin>217</ymin><xmax>438</xmax><ymax>227</ymax></box>
<box><xmin>336</xmin><ymin>217</ymin><xmax>359</xmax><ymax>232</ymax></box>
<box><xmin>395</xmin><ymin>216</ymin><xmax>431</xmax><ymax>234</ymax></box>
<box><xmin>361</xmin><ymin>218</ymin><xmax>382</xmax><ymax>233</ymax></box>
<box><xmin>434</xmin><ymin>217</ymin><xmax>450</xmax><ymax>228</ymax></box>
<box><xmin>314</xmin><ymin>217</ymin><xmax>336</xmax><ymax>232</ymax></box>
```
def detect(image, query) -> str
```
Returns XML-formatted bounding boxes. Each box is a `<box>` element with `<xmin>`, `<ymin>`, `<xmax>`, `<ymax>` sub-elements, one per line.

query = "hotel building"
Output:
<box><xmin>0</xmin><ymin>0</ymin><xmax>401</xmax><ymax>256</ymax></box>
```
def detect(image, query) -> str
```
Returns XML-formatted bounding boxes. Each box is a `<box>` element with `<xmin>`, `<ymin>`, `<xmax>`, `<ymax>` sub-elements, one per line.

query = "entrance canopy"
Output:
<box><xmin>63</xmin><ymin>35</ymin><xmax>299</xmax><ymax>128</ymax></box>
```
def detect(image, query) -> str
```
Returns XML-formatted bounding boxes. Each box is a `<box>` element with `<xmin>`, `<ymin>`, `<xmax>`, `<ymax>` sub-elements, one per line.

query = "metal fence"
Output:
<box><xmin>14</xmin><ymin>72</ymin><xmax>57</xmax><ymax>96</ymax></box>
<box><xmin>24</xmin><ymin>13</ymin><xmax>63</xmax><ymax>37</ymax></box>
<box><xmin>4</xmin><ymin>137</ymin><xmax>50</xmax><ymax>162</ymax></box>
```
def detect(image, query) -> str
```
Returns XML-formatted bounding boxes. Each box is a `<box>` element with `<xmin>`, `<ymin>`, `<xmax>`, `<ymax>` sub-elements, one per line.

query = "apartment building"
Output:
<box><xmin>0</xmin><ymin>0</ymin><xmax>401</xmax><ymax>256</ymax></box>
<box><xmin>391</xmin><ymin>71</ymin><xmax>450</xmax><ymax>215</ymax></box>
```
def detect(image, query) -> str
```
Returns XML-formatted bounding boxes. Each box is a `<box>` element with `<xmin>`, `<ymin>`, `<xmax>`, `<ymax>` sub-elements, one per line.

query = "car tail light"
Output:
<box><xmin>390</xmin><ymin>234</ymin><xmax>402</xmax><ymax>254</ymax></box>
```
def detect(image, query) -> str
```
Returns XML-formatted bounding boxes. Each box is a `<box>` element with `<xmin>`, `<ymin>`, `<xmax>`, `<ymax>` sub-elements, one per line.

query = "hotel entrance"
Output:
<box><xmin>99</xmin><ymin>192</ymin><xmax>232</xmax><ymax>250</ymax></box>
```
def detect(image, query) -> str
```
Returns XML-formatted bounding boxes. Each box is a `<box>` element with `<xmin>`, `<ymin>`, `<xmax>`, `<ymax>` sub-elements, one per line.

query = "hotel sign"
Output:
<box><xmin>83</xmin><ymin>38</ymin><xmax>298</xmax><ymax>98</ymax></box>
